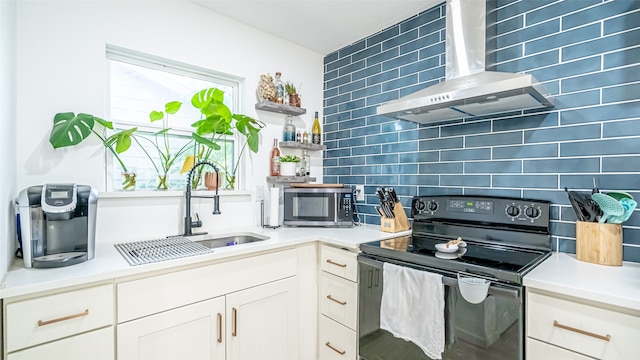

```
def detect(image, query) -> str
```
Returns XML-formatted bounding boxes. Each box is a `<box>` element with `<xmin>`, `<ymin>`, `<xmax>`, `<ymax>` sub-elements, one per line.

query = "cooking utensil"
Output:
<box><xmin>389</xmin><ymin>188</ymin><xmax>399</xmax><ymax>203</ymax></box>
<box><xmin>591</xmin><ymin>193</ymin><xmax>625</xmax><ymax>224</ymax></box>
<box><xmin>592</xmin><ymin>177</ymin><xmax>599</xmax><ymax>194</ymax></box>
<box><xmin>565</xmin><ymin>187</ymin><xmax>601</xmax><ymax>222</ymax></box>
<box><xmin>608</xmin><ymin>197</ymin><xmax>637</xmax><ymax>224</ymax></box>
<box><xmin>606</xmin><ymin>191</ymin><xmax>633</xmax><ymax>201</ymax></box>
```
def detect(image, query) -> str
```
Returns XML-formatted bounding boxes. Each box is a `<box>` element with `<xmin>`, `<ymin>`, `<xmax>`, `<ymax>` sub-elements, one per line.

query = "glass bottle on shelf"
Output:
<box><xmin>270</xmin><ymin>138</ymin><xmax>281</xmax><ymax>176</ymax></box>
<box><xmin>312</xmin><ymin>111</ymin><xmax>321</xmax><ymax>145</ymax></box>
<box><xmin>301</xmin><ymin>150</ymin><xmax>310</xmax><ymax>176</ymax></box>
<box><xmin>283</xmin><ymin>115</ymin><xmax>296</xmax><ymax>142</ymax></box>
<box><xmin>274</xmin><ymin>72</ymin><xmax>285</xmax><ymax>104</ymax></box>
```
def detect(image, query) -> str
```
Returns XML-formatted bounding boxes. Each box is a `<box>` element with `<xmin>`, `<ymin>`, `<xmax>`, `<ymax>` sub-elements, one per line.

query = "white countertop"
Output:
<box><xmin>1</xmin><ymin>224</ymin><xmax>410</xmax><ymax>299</ymax></box>
<box><xmin>524</xmin><ymin>252</ymin><xmax>640</xmax><ymax>311</ymax></box>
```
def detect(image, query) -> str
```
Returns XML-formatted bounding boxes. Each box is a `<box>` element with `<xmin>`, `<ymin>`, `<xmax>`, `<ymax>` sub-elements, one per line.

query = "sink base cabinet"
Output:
<box><xmin>118</xmin><ymin>277</ymin><xmax>297</xmax><ymax>360</ymax></box>
<box><xmin>118</xmin><ymin>297</ymin><xmax>226</xmax><ymax>360</ymax></box>
<box><xmin>227</xmin><ymin>277</ymin><xmax>298</xmax><ymax>360</ymax></box>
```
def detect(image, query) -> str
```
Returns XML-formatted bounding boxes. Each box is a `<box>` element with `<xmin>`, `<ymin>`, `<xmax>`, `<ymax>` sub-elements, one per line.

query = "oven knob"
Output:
<box><xmin>525</xmin><ymin>207</ymin><xmax>540</xmax><ymax>219</ymax></box>
<box><xmin>414</xmin><ymin>200</ymin><xmax>425</xmax><ymax>212</ymax></box>
<box><xmin>427</xmin><ymin>201</ymin><xmax>438</xmax><ymax>212</ymax></box>
<box><xmin>506</xmin><ymin>205</ymin><xmax>520</xmax><ymax>217</ymax></box>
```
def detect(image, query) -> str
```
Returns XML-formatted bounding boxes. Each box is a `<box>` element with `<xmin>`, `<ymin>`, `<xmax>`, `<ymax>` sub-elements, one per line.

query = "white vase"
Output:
<box><xmin>280</xmin><ymin>162</ymin><xmax>297</xmax><ymax>176</ymax></box>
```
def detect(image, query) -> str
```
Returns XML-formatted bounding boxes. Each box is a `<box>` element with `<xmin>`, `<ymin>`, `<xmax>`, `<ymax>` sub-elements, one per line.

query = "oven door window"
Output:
<box><xmin>358</xmin><ymin>259</ymin><xmax>523</xmax><ymax>360</ymax></box>
<box><xmin>285</xmin><ymin>192</ymin><xmax>335</xmax><ymax>221</ymax></box>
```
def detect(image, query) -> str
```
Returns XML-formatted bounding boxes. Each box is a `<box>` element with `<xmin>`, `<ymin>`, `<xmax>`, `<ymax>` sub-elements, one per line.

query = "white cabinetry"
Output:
<box><xmin>118</xmin><ymin>297</ymin><xmax>226</xmax><ymax>360</ymax></box>
<box><xmin>526</xmin><ymin>289</ymin><xmax>640</xmax><ymax>360</ymax></box>
<box><xmin>3</xmin><ymin>283</ymin><xmax>114</xmax><ymax>360</ymax></box>
<box><xmin>318</xmin><ymin>244</ymin><xmax>358</xmax><ymax>360</ymax></box>
<box><xmin>227</xmin><ymin>277</ymin><xmax>298</xmax><ymax>360</ymax></box>
<box><xmin>117</xmin><ymin>249</ymin><xmax>299</xmax><ymax>360</ymax></box>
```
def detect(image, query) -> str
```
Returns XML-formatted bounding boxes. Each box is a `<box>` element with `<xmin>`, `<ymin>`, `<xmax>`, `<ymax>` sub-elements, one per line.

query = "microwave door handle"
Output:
<box><xmin>334</xmin><ymin>193</ymin><xmax>338</xmax><ymax>223</ymax></box>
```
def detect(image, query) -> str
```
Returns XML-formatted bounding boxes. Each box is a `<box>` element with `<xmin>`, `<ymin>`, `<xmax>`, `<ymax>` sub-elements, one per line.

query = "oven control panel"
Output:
<box><xmin>412</xmin><ymin>195</ymin><xmax>550</xmax><ymax>227</ymax></box>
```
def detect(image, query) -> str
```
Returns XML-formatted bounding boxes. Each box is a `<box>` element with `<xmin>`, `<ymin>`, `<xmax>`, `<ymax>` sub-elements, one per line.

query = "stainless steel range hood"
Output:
<box><xmin>377</xmin><ymin>0</ymin><xmax>553</xmax><ymax>123</ymax></box>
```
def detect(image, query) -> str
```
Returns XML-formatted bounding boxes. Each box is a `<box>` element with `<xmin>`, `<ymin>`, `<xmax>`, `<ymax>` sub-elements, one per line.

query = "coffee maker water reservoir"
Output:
<box><xmin>17</xmin><ymin>184</ymin><xmax>98</xmax><ymax>268</ymax></box>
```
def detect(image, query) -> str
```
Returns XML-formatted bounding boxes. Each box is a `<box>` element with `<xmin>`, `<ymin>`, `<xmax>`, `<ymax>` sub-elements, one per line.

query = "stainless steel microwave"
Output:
<box><xmin>283</xmin><ymin>187</ymin><xmax>354</xmax><ymax>227</ymax></box>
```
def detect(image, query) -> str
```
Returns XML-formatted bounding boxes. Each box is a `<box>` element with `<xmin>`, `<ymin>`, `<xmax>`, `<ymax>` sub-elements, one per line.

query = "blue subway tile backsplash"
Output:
<box><xmin>322</xmin><ymin>0</ymin><xmax>640</xmax><ymax>262</ymax></box>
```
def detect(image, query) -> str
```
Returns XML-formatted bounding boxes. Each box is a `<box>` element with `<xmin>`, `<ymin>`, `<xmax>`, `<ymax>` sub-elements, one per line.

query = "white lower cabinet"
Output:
<box><xmin>118</xmin><ymin>297</ymin><xmax>226</xmax><ymax>360</ymax></box>
<box><xmin>318</xmin><ymin>245</ymin><xmax>358</xmax><ymax>360</ymax></box>
<box><xmin>526</xmin><ymin>289</ymin><xmax>640</xmax><ymax>360</ymax></box>
<box><xmin>3</xmin><ymin>283</ymin><xmax>114</xmax><ymax>360</ymax></box>
<box><xmin>227</xmin><ymin>277</ymin><xmax>298</xmax><ymax>360</ymax></box>
<box><xmin>7</xmin><ymin>327</ymin><xmax>114</xmax><ymax>360</ymax></box>
<box><xmin>117</xmin><ymin>277</ymin><xmax>298</xmax><ymax>360</ymax></box>
<box><xmin>527</xmin><ymin>338</ymin><xmax>591</xmax><ymax>360</ymax></box>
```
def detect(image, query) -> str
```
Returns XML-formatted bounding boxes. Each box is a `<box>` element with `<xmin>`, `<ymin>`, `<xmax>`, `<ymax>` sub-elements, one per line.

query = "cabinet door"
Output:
<box><xmin>226</xmin><ymin>277</ymin><xmax>298</xmax><ymax>360</ymax></box>
<box><xmin>117</xmin><ymin>297</ymin><xmax>225</xmax><ymax>360</ymax></box>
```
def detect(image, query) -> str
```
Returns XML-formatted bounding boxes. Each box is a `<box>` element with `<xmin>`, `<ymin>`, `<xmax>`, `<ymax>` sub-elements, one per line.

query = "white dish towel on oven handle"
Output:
<box><xmin>380</xmin><ymin>262</ymin><xmax>445</xmax><ymax>359</ymax></box>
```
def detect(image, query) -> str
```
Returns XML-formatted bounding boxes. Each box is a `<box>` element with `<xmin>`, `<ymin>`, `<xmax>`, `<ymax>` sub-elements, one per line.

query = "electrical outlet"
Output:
<box><xmin>255</xmin><ymin>185</ymin><xmax>264</xmax><ymax>201</ymax></box>
<box><xmin>355</xmin><ymin>185</ymin><xmax>365</xmax><ymax>201</ymax></box>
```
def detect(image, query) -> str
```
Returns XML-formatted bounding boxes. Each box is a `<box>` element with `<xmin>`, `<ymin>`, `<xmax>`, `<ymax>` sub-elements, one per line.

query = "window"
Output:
<box><xmin>106</xmin><ymin>45</ymin><xmax>242</xmax><ymax>190</ymax></box>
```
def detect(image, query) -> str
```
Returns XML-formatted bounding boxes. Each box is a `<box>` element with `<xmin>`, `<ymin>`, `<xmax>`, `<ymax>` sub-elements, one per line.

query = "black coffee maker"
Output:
<box><xmin>16</xmin><ymin>184</ymin><xmax>98</xmax><ymax>268</ymax></box>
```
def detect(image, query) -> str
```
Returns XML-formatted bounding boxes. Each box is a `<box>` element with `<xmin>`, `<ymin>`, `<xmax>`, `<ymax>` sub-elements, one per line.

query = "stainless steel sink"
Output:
<box><xmin>189</xmin><ymin>232</ymin><xmax>270</xmax><ymax>249</ymax></box>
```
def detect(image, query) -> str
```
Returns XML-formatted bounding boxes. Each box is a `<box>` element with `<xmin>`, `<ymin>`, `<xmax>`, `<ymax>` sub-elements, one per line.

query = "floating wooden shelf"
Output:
<box><xmin>267</xmin><ymin>176</ymin><xmax>317</xmax><ymax>184</ymax></box>
<box><xmin>255</xmin><ymin>101</ymin><xmax>307</xmax><ymax>116</ymax></box>
<box><xmin>279</xmin><ymin>141</ymin><xmax>326</xmax><ymax>151</ymax></box>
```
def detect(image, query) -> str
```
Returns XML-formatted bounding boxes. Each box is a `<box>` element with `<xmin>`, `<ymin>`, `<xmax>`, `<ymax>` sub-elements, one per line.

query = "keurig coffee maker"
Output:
<box><xmin>16</xmin><ymin>184</ymin><xmax>98</xmax><ymax>268</ymax></box>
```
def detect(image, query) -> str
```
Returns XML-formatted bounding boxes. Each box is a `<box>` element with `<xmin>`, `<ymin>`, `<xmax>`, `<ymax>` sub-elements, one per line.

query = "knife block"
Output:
<box><xmin>380</xmin><ymin>203</ymin><xmax>410</xmax><ymax>233</ymax></box>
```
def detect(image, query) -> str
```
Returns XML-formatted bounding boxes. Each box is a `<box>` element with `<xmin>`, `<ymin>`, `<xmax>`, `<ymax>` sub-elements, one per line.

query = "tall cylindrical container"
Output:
<box><xmin>269</xmin><ymin>187</ymin><xmax>280</xmax><ymax>227</ymax></box>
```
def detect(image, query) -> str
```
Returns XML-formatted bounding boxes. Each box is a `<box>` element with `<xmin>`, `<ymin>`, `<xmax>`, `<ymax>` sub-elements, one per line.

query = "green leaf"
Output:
<box><xmin>165</xmin><ymin>101</ymin><xmax>182</xmax><ymax>115</ymax></box>
<box><xmin>192</xmin><ymin>133</ymin><xmax>221</xmax><ymax>150</ymax></box>
<box><xmin>94</xmin><ymin>116</ymin><xmax>114</xmax><ymax>130</ymax></box>
<box><xmin>156</xmin><ymin>128</ymin><xmax>171</xmax><ymax>135</ymax></box>
<box><xmin>191</xmin><ymin>88</ymin><xmax>224</xmax><ymax>110</ymax></box>
<box><xmin>202</xmin><ymin>102</ymin><xmax>232</xmax><ymax>123</ymax></box>
<box><xmin>107</xmin><ymin>127</ymin><xmax>138</xmax><ymax>154</ymax></box>
<box><xmin>149</xmin><ymin>111</ymin><xmax>164</xmax><ymax>122</ymax></box>
<box><xmin>49</xmin><ymin>112</ymin><xmax>95</xmax><ymax>149</ymax></box>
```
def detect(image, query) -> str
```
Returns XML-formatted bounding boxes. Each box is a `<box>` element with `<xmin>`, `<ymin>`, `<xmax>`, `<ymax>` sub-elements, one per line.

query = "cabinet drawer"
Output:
<box><xmin>527</xmin><ymin>291</ymin><xmax>640</xmax><ymax>360</ymax></box>
<box><xmin>118</xmin><ymin>249</ymin><xmax>297</xmax><ymax>322</ymax></box>
<box><xmin>319</xmin><ymin>272</ymin><xmax>357</xmax><ymax>330</ymax></box>
<box><xmin>527</xmin><ymin>338</ymin><xmax>591</xmax><ymax>360</ymax></box>
<box><xmin>319</xmin><ymin>315</ymin><xmax>356</xmax><ymax>360</ymax></box>
<box><xmin>320</xmin><ymin>245</ymin><xmax>357</xmax><ymax>282</ymax></box>
<box><xmin>5</xmin><ymin>283</ymin><xmax>114</xmax><ymax>353</ymax></box>
<box><xmin>8</xmin><ymin>326</ymin><xmax>114</xmax><ymax>360</ymax></box>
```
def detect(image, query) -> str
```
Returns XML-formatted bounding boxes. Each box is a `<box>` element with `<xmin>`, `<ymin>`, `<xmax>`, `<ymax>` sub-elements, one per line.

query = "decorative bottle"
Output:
<box><xmin>270</xmin><ymin>138</ymin><xmax>281</xmax><ymax>176</ymax></box>
<box><xmin>283</xmin><ymin>115</ymin><xmax>296</xmax><ymax>142</ymax></box>
<box><xmin>301</xmin><ymin>150</ymin><xmax>311</xmax><ymax>176</ymax></box>
<box><xmin>274</xmin><ymin>72</ymin><xmax>285</xmax><ymax>104</ymax></box>
<box><xmin>312</xmin><ymin>111</ymin><xmax>321</xmax><ymax>145</ymax></box>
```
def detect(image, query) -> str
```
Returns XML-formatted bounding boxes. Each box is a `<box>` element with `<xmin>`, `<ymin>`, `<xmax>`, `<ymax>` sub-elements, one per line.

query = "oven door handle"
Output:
<box><xmin>358</xmin><ymin>256</ymin><xmax>520</xmax><ymax>299</ymax></box>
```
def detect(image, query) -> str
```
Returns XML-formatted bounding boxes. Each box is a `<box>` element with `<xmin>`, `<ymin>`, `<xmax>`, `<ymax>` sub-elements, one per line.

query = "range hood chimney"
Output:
<box><xmin>376</xmin><ymin>0</ymin><xmax>553</xmax><ymax>123</ymax></box>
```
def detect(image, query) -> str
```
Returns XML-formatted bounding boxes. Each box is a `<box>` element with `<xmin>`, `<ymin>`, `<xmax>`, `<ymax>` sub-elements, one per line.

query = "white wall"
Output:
<box><xmin>14</xmin><ymin>0</ymin><xmax>324</xmax><ymax>245</ymax></box>
<box><xmin>1</xmin><ymin>0</ymin><xmax>17</xmax><ymax>280</ymax></box>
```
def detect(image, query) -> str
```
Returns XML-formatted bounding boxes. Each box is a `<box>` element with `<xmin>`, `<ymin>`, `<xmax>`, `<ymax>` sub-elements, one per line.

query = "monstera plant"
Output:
<box><xmin>132</xmin><ymin>101</ymin><xmax>194</xmax><ymax>190</ymax></box>
<box><xmin>185</xmin><ymin>88</ymin><xmax>265</xmax><ymax>190</ymax></box>
<box><xmin>49</xmin><ymin>112</ymin><xmax>138</xmax><ymax>190</ymax></box>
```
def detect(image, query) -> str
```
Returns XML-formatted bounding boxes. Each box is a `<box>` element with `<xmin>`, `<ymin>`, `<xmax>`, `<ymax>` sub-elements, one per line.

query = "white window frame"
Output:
<box><xmin>104</xmin><ymin>45</ymin><xmax>247</xmax><ymax>192</ymax></box>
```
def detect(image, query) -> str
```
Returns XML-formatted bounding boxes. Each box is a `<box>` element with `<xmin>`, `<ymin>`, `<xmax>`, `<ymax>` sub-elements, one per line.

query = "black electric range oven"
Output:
<box><xmin>358</xmin><ymin>195</ymin><xmax>551</xmax><ymax>360</ymax></box>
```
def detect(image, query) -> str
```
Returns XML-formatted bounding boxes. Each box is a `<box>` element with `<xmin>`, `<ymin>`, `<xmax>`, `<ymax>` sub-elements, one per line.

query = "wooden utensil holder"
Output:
<box><xmin>380</xmin><ymin>203</ymin><xmax>410</xmax><ymax>233</ymax></box>
<box><xmin>576</xmin><ymin>221</ymin><xmax>622</xmax><ymax>266</ymax></box>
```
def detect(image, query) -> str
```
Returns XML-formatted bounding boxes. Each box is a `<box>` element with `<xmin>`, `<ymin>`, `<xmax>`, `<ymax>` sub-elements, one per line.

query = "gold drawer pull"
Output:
<box><xmin>326</xmin><ymin>295</ymin><xmax>347</xmax><ymax>305</ymax></box>
<box><xmin>326</xmin><ymin>259</ymin><xmax>347</xmax><ymax>268</ymax></box>
<box><xmin>38</xmin><ymin>309</ymin><xmax>89</xmax><ymax>326</ymax></box>
<box><xmin>217</xmin><ymin>313</ymin><xmax>223</xmax><ymax>343</ymax></box>
<box><xmin>325</xmin><ymin>341</ymin><xmax>346</xmax><ymax>355</ymax></box>
<box><xmin>553</xmin><ymin>320</ymin><xmax>611</xmax><ymax>342</ymax></box>
<box><xmin>232</xmin><ymin>307</ymin><xmax>238</xmax><ymax>337</ymax></box>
